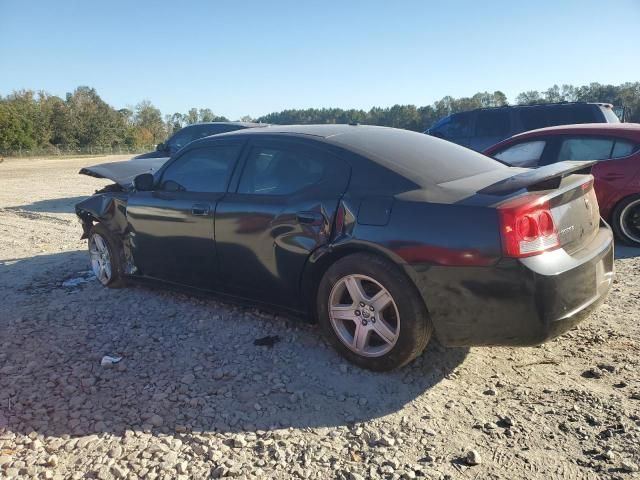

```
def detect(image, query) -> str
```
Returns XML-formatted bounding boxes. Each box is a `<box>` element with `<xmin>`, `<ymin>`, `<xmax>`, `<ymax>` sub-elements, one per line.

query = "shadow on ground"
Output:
<box><xmin>0</xmin><ymin>251</ymin><xmax>468</xmax><ymax>439</ymax></box>
<box><xmin>7</xmin><ymin>195</ymin><xmax>89</xmax><ymax>214</ymax></box>
<box><xmin>615</xmin><ymin>242</ymin><xmax>640</xmax><ymax>259</ymax></box>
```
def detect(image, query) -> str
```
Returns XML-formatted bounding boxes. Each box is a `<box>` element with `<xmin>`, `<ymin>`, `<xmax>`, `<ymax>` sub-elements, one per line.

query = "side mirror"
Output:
<box><xmin>156</xmin><ymin>142</ymin><xmax>166</xmax><ymax>152</ymax></box>
<box><xmin>134</xmin><ymin>173</ymin><xmax>155</xmax><ymax>191</ymax></box>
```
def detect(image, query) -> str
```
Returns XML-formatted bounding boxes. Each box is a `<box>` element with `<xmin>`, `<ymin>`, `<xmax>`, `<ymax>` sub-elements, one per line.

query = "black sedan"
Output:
<box><xmin>76</xmin><ymin>125</ymin><xmax>614</xmax><ymax>371</ymax></box>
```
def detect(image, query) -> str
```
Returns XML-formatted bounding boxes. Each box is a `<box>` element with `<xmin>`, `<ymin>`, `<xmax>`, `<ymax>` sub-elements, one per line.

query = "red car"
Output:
<box><xmin>485</xmin><ymin>124</ymin><xmax>640</xmax><ymax>247</ymax></box>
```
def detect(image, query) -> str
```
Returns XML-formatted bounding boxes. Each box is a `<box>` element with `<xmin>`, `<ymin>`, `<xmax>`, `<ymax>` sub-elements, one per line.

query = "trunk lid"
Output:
<box><xmin>548</xmin><ymin>177</ymin><xmax>600</xmax><ymax>254</ymax></box>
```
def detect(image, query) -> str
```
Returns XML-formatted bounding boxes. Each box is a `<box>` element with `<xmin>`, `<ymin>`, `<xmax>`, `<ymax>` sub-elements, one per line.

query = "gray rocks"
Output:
<box><xmin>465</xmin><ymin>449</ymin><xmax>482</xmax><ymax>466</ymax></box>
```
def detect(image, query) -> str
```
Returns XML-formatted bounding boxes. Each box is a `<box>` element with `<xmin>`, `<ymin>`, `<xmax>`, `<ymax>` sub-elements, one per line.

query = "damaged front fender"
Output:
<box><xmin>76</xmin><ymin>192</ymin><xmax>137</xmax><ymax>274</ymax></box>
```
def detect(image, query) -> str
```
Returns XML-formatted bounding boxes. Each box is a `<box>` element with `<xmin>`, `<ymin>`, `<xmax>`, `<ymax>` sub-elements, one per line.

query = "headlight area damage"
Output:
<box><xmin>76</xmin><ymin>190</ymin><xmax>138</xmax><ymax>274</ymax></box>
<box><xmin>76</xmin><ymin>157</ymin><xmax>168</xmax><ymax>275</ymax></box>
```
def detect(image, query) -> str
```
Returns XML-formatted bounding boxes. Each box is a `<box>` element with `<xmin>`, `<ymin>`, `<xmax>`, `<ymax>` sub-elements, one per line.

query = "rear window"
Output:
<box><xmin>330</xmin><ymin>127</ymin><xmax>505</xmax><ymax>185</ymax></box>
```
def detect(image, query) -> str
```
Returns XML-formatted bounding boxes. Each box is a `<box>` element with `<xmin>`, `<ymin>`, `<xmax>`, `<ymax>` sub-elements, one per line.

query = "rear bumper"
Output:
<box><xmin>408</xmin><ymin>225</ymin><xmax>614</xmax><ymax>347</ymax></box>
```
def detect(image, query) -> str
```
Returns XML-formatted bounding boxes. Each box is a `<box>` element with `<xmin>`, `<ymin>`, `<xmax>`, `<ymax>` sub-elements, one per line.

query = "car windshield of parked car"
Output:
<box><xmin>160</xmin><ymin>145</ymin><xmax>240</xmax><ymax>192</ymax></box>
<box><xmin>238</xmin><ymin>147</ymin><xmax>326</xmax><ymax>195</ymax></box>
<box><xmin>429</xmin><ymin>113</ymin><xmax>473</xmax><ymax>139</ymax></box>
<box><xmin>494</xmin><ymin>140</ymin><xmax>546</xmax><ymax>167</ymax></box>
<box><xmin>557</xmin><ymin>137</ymin><xmax>635</xmax><ymax>161</ymax></box>
<box><xmin>167</xmin><ymin>125</ymin><xmax>228</xmax><ymax>152</ymax></box>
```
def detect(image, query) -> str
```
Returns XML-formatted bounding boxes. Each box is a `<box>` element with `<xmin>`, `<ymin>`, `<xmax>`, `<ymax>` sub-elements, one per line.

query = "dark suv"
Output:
<box><xmin>134</xmin><ymin>122</ymin><xmax>265</xmax><ymax>159</ymax></box>
<box><xmin>425</xmin><ymin>102</ymin><xmax>620</xmax><ymax>152</ymax></box>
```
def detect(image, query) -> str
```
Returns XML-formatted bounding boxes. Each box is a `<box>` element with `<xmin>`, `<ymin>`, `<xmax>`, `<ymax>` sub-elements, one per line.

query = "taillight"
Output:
<box><xmin>498</xmin><ymin>195</ymin><xmax>560</xmax><ymax>258</ymax></box>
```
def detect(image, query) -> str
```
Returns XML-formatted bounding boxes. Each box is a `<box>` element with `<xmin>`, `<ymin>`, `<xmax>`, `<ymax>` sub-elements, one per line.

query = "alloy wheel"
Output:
<box><xmin>328</xmin><ymin>274</ymin><xmax>400</xmax><ymax>357</ymax></box>
<box><xmin>620</xmin><ymin>199</ymin><xmax>640</xmax><ymax>244</ymax></box>
<box><xmin>89</xmin><ymin>233</ymin><xmax>112</xmax><ymax>285</ymax></box>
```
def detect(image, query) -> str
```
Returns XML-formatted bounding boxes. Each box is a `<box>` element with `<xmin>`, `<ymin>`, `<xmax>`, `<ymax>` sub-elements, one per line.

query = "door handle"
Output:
<box><xmin>191</xmin><ymin>203</ymin><xmax>210</xmax><ymax>216</ymax></box>
<box><xmin>296</xmin><ymin>211</ymin><xmax>324</xmax><ymax>225</ymax></box>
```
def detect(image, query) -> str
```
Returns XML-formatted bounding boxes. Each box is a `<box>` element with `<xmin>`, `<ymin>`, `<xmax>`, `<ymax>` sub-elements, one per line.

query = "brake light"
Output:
<box><xmin>498</xmin><ymin>195</ymin><xmax>560</xmax><ymax>258</ymax></box>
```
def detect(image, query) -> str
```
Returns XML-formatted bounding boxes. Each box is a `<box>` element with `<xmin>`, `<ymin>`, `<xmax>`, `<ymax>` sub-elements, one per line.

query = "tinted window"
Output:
<box><xmin>519</xmin><ymin>108</ymin><xmax>548</xmax><ymax>131</ymax></box>
<box><xmin>167</xmin><ymin>124</ymin><xmax>241</xmax><ymax>151</ymax></box>
<box><xmin>547</xmin><ymin>105</ymin><xmax>596</xmax><ymax>126</ymax></box>
<box><xmin>557</xmin><ymin>138</ymin><xmax>613</xmax><ymax>161</ymax></box>
<box><xmin>238</xmin><ymin>146</ymin><xmax>328</xmax><ymax>195</ymax></box>
<box><xmin>476</xmin><ymin>110</ymin><xmax>510</xmax><ymax>137</ymax></box>
<box><xmin>160</xmin><ymin>145</ymin><xmax>240</xmax><ymax>192</ymax></box>
<box><xmin>611</xmin><ymin>139</ymin><xmax>636</xmax><ymax>158</ymax></box>
<box><xmin>494</xmin><ymin>140</ymin><xmax>547</xmax><ymax>167</ymax></box>
<box><xmin>430</xmin><ymin>113</ymin><xmax>473</xmax><ymax>139</ymax></box>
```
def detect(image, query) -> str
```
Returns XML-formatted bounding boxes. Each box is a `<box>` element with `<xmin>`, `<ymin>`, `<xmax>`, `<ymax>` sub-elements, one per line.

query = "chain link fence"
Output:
<box><xmin>0</xmin><ymin>145</ymin><xmax>155</xmax><ymax>159</ymax></box>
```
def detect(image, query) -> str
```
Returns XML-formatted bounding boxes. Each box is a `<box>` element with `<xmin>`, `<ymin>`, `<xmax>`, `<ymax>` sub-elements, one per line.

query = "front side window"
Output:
<box><xmin>494</xmin><ymin>140</ymin><xmax>547</xmax><ymax>167</ymax></box>
<box><xmin>476</xmin><ymin>110</ymin><xmax>510</xmax><ymax>137</ymax></box>
<box><xmin>160</xmin><ymin>145</ymin><xmax>240</xmax><ymax>192</ymax></box>
<box><xmin>238</xmin><ymin>146</ymin><xmax>328</xmax><ymax>195</ymax></box>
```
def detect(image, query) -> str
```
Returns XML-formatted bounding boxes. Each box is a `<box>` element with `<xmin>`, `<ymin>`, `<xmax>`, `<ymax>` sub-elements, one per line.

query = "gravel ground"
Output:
<box><xmin>0</xmin><ymin>155</ymin><xmax>639</xmax><ymax>480</ymax></box>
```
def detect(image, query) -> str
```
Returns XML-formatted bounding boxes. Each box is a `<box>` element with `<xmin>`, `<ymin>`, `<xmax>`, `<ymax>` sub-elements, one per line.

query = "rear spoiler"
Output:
<box><xmin>479</xmin><ymin>160</ymin><xmax>597</xmax><ymax>196</ymax></box>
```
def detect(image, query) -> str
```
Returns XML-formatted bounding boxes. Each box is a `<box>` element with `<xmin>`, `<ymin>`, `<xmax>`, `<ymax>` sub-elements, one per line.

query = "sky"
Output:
<box><xmin>1</xmin><ymin>0</ymin><xmax>639</xmax><ymax>120</ymax></box>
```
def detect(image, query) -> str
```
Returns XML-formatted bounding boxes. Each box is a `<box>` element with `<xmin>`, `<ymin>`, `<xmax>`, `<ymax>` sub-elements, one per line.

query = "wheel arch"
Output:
<box><xmin>300</xmin><ymin>240</ymin><xmax>428</xmax><ymax>322</ymax></box>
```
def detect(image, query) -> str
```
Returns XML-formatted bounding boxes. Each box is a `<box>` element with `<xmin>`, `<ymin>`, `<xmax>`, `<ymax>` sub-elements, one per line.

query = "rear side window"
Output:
<box><xmin>160</xmin><ymin>145</ymin><xmax>240</xmax><ymax>192</ymax></box>
<box><xmin>476</xmin><ymin>110</ymin><xmax>510</xmax><ymax>137</ymax></box>
<box><xmin>611</xmin><ymin>139</ymin><xmax>636</xmax><ymax>158</ymax></box>
<box><xmin>238</xmin><ymin>145</ymin><xmax>336</xmax><ymax>195</ymax></box>
<box><xmin>494</xmin><ymin>140</ymin><xmax>547</xmax><ymax>167</ymax></box>
<box><xmin>558</xmin><ymin>138</ymin><xmax>613</xmax><ymax>161</ymax></box>
<box><xmin>519</xmin><ymin>108</ymin><xmax>548</xmax><ymax>131</ymax></box>
<box><xmin>547</xmin><ymin>105</ymin><xmax>596</xmax><ymax>126</ymax></box>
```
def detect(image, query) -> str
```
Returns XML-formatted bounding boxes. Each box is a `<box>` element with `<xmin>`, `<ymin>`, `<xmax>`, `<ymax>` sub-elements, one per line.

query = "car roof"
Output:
<box><xmin>515</xmin><ymin>122</ymin><xmax>640</xmax><ymax>136</ymax></box>
<box><xmin>182</xmin><ymin>121</ymin><xmax>267</xmax><ymax>129</ymax></box>
<box><xmin>213</xmin><ymin>124</ymin><xmax>505</xmax><ymax>187</ymax></box>
<box><xmin>452</xmin><ymin>102</ymin><xmax>613</xmax><ymax>115</ymax></box>
<box><xmin>485</xmin><ymin>123</ymin><xmax>640</xmax><ymax>154</ymax></box>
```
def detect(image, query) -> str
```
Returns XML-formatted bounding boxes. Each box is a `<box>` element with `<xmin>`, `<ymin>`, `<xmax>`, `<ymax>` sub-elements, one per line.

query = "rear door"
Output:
<box><xmin>126</xmin><ymin>141</ymin><xmax>243</xmax><ymax>288</ymax></box>
<box><xmin>215</xmin><ymin>138</ymin><xmax>350</xmax><ymax>308</ymax></box>
<box><xmin>553</xmin><ymin>135</ymin><xmax>640</xmax><ymax>212</ymax></box>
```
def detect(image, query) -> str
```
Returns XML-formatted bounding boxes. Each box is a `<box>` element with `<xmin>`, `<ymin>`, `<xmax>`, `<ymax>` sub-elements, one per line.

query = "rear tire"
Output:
<box><xmin>88</xmin><ymin>223</ymin><xmax>126</xmax><ymax>288</ymax></box>
<box><xmin>317</xmin><ymin>253</ymin><xmax>432</xmax><ymax>371</ymax></box>
<box><xmin>611</xmin><ymin>194</ymin><xmax>640</xmax><ymax>247</ymax></box>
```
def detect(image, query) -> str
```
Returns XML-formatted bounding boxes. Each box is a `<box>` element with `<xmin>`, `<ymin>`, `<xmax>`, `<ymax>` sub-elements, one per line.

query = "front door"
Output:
<box><xmin>126</xmin><ymin>142</ymin><xmax>242</xmax><ymax>288</ymax></box>
<box><xmin>215</xmin><ymin>139</ymin><xmax>350</xmax><ymax>308</ymax></box>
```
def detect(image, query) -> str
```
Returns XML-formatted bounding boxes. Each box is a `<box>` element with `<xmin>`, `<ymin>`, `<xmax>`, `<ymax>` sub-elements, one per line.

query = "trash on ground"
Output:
<box><xmin>100</xmin><ymin>355</ymin><xmax>123</xmax><ymax>366</ymax></box>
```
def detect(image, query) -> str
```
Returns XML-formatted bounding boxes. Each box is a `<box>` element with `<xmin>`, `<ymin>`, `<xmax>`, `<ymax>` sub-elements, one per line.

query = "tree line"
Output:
<box><xmin>1</xmin><ymin>82</ymin><xmax>638</xmax><ymax>156</ymax></box>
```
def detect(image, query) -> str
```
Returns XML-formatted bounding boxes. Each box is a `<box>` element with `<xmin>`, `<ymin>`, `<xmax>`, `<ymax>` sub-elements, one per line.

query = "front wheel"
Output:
<box><xmin>611</xmin><ymin>194</ymin><xmax>640</xmax><ymax>247</ymax></box>
<box><xmin>88</xmin><ymin>223</ymin><xmax>126</xmax><ymax>288</ymax></box>
<box><xmin>317</xmin><ymin>253</ymin><xmax>432</xmax><ymax>371</ymax></box>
